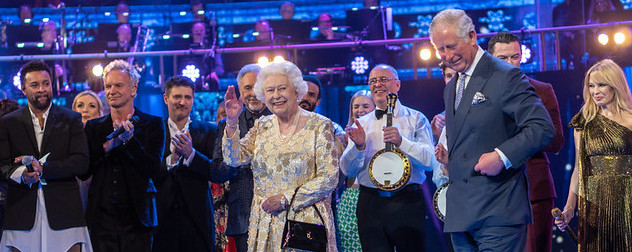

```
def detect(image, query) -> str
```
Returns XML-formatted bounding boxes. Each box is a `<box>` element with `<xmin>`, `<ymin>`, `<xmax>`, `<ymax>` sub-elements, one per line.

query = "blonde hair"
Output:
<box><xmin>72</xmin><ymin>90</ymin><xmax>104</xmax><ymax>117</ymax></box>
<box><xmin>580</xmin><ymin>59</ymin><xmax>632</xmax><ymax>125</ymax></box>
<box><xmin>347</xmin><ymin>90</ymin><xmax>373</xmax><ymax>126</ymax></box>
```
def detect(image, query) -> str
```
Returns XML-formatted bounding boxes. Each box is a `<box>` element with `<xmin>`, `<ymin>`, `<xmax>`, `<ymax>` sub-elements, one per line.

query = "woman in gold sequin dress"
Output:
<box><xmin>556</xmin><ymin>59</ymin><xmax>632</xmax><ymax>251</ymax></box>
<box><xmin>222</xmin><ymin>61</ymin><xmax>339</xmax><ymax>251</ymax></box>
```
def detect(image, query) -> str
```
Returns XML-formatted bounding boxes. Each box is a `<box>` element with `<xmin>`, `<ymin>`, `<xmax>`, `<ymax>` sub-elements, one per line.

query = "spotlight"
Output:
<box><xmin>598</xmin><ymin>33</ymin><xmax>609</xmax><ymax>45</ymax></box>
<box><xmin>24</xmin><ymin>18</ymin><xmax>31</xmax><ymax>24</ymax></box>
<box><xmin>92</xmin><ymin>64</ymin><xmax>103</xmax><ymax>77</ymax></box>
<box><xmin>351</xmin><ymin>56</ymin><xmax>369</xmax><ymax>75</ymax></box>
<box><xmin>197</xmin><ymin>10</ymin><xmax>205</xmax><ymax>15</ymax></box>
<box><xmin>182</xmin><ymin>64</ymin><xmax>201</xmax><ymax>82</ymax></box>
<box><xmin>614</xmin><ymin>32</ymin><xmax>625</xmax><ymax>45</ymax></box>
<box><xmin>104</xmin><ymin>12</ymin><xmax>111</xmax><ymax>16</ymax></box>
<box><xmin>520</xmin><ymin>44</ymin><xmax>531</xmax><ymax>64</ymax></box>
<box><xmin>13</xmin><ymin>72</ymin><xmax>21</xmax><ymax>90</ymax></box>
<box><xmin>179</xmin><ymin>11</ymin><xmax>186</xmax><ymax>16</ymax></box>
<box><xmin>273</xmin><ymin>55</ymin><xmax>285</xmax><ymax>63</ymax></box>
<box><xmin>42</xmin><ymin>18</ymin><xmax>49</xmax><ymax>22</ymax></box>
<box><xmin>419</xmin><ymin>48</ymin><xmax>432</xmax><ymax>61</ymax></box>
<box><xmin>257</xmin><ymin>56</ymin><xmax>270</xmax><ymax>67</ymax></box>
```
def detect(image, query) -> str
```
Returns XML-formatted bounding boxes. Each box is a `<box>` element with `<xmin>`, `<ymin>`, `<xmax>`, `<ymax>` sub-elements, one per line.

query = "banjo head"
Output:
<box><xmin>432</xmin><ymin>182</ymin><xmax>449</xmax><ymax>221</ymax></box>
<box><xmin>368</xmin><ymin>148</ymin><xmax>411</xmax><ymax>191</ymax></box>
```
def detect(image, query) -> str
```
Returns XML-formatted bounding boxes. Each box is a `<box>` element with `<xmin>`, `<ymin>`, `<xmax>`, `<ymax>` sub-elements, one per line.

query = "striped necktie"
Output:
<box><xmin>454</xmin><ymin>73</ymin><xmax>467</xmax><ymax>111</ymax></box>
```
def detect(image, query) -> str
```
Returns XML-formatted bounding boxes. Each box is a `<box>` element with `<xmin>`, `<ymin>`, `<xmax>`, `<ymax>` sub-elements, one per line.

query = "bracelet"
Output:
<box><xmin>226</xmin><ymin>121</ymin><xmax>238</xmax><ymax>129</ymax></box>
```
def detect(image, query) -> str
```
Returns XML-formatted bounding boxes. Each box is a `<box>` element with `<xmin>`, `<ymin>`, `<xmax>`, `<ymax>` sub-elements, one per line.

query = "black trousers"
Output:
<box><xmin>230</xmin><ymin>233</ymin><xmax>248</xmax><ymax>252</ymax></box>
<box><xmin>91</xmin><ymin>207</ymin><xmax>153</xmax><ymax>252</ymax></box>
<box><xmin>153</xmin><ymin>205</ymin><xmax>210</xmax><ymax>252</ymax></box>
<box><xmin>356</xmin><ymin>185</ymin><xmax>426</xmax><ymax>252</ymax></box>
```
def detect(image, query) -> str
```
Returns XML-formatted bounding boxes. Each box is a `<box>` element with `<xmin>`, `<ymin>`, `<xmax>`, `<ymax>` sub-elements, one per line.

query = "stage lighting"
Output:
<box><xmin>13</xmin><ymin>72</ymin><xmax>21</xmax><ymax>90</ymax></box>
<box><xmin>614</xmin><ymin>32</ymin><xmax>625</xmax><ymax>45</ymax></box>
<box><xmin>521</xmin><ymin>44</ymin><xmax>532</xmax><ymax>64</ymax></box>
<box><xmin>24</xmin><ymin>18</ymin><xmax>31</xmax><ymax>24</ymax></box>
<box><xmin>179</xmin><ymin>11</ymin><xmax>186</xmax><ymax>16</ymax></box>
<box><xmin>182</xmin><ymin>65</ymin><xmax>201</xmax><ymax>82</ymax></box>
<box><xmin>42</xmin><ymin>18</ymin><xmax>49</xmax><ymax>22</ymax></box>
<box><xmin>273</xmin><ymin>55</ymin><xmax>285</xmax><ymax>63</ymax></box>
<box><xmin>182</xmin><ymin>34</ymin><xmax>190</xmax><ymax>39</ymax></box>
<box><xmin>104</xmin><ymin>12</ymin><xmax>111</xmax><ymax>16</ymax></box>
<box><xmin>351</xmin><ymin>56</ymin><xmax>369</xmax><ymax>75</ymax></box>
<box><xmin>419</xmin><ymin>48</ymin><xmax>432</xmax><ymax>61</ymax></box>
<box><xmin>92</xmin><ymin>64</ymin><xmax>103</xmax><ymax>77</ymax></box>
<box><xmin>598</xmin><ymin>33</ymin><xmax>609</xmax><ymax>45</ymax></box>
<box><xmin>257</xmin><ymin>56</ymin><xmax>270</xmax><ymax>67</ymax></box>
<box><xmin>197</xmin><ymin>10</ymin><xmax>205</xmax><ymax>15</ymax></box>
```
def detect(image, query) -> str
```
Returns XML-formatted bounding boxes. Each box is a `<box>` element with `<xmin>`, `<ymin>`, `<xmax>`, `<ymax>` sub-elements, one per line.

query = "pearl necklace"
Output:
<box><xmin>279</xmin><ymin>110</ymin><xmax>301</xmax><ymax>141</ymax></box>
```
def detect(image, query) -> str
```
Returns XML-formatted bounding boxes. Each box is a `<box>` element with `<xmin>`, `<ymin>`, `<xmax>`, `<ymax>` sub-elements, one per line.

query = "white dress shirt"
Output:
<box><xmin>165</xmin><ymin>117</ymin><xmax>196</xmax><ymax>170</ymax></box>
<box><xmin>1</xmin><ymin>105</ymin><xmax>92</xmax><ymax>252</ymax></box>
<box><xmin>340</xmin><ymin>100</ymin><xmax>438</xmax><ymax>188</ymax></box>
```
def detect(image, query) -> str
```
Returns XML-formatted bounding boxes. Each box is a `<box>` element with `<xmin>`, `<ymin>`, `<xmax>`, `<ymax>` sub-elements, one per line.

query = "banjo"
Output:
<box><xmin>433</xmin><ymin>182</ymin><xmax>449</xmax><ymax>221</ymax></box>
<box><xmin>368</xmin><ymin>93</ymin><xmax>412</xmax><ymax>191</ymax></box>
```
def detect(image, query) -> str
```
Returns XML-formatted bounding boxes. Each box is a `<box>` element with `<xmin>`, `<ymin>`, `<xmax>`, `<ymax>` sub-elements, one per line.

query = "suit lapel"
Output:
<box><xmin>163</xmin><ymin>119</ymin><xmax>172</xmax><ymax>158</ymax></box>
<box><xmin>40</xmin><ymin>105</ymin><xmax>57</xmax><ymax>155</ymax></box>
<box><xmin>447</xmin><ymin>53</ymin><xmax>494</xmax><ymax>154</ymax></box>
<box><xmin>20</xmin><ymin>107</ymin><xmax>41</xmax><ymax>157</ymax></box>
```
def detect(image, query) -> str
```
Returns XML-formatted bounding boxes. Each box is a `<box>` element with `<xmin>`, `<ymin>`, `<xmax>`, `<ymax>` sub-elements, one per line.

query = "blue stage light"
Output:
<box><xmin>182</xmin><ymin>65</ymin><xmax>200</xmax><ymax>82</ymax></box>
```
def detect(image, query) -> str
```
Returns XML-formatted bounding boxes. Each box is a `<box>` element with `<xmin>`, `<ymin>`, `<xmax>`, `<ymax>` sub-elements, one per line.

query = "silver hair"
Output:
<box><xmin>236</xmin><ymin>64</ymin><xmax>261</xmax><ymax>85</ymax></box>
<box><xmin>254</xmin><ymin>61</ymin><xmax>307</xmax><ymax>102</ymax></box>
<box><xmin>372</xmin><ymin>64</ymin><xmax>399</xmax><ymax>79</ymax></box>
<box><xmin>103</xmin><ymin>59</ymin><xmax>140</xmax><ymax>87</ymax></box>
<box><xmin>429</xmin><ymin>9</ymin><xmax>475</xmax><ymax>41</ymax></box>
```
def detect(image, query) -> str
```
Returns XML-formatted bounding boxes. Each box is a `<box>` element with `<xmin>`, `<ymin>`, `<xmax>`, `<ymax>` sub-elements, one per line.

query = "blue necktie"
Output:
<box><xmin>455</xmin><ymin>73</ymin><xmax>466</xmax><ymax>110</ymax></box>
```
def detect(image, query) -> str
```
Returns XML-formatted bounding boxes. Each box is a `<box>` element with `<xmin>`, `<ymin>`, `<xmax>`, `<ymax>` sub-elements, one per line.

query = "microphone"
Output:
<box><xmin>551</xmin><ymin>208</ymin><xmax>578</xmax><ymax>244</ymax></box>
<box><xmin>106</xmin><ymin>116</ymin><xmax>140</xmax><ymax>140</ymax></box>
<box><xmin>22</xmin><ymin>156</ymin><xmax>34</xmax><ymax>173</ymax></box>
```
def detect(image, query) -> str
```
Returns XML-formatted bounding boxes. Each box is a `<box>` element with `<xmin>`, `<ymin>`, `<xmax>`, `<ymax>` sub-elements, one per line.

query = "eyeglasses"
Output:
<box><xmin>368</xmin><ymin>77</ymin><xmax>397</xmax><ymax>86</ymax></box>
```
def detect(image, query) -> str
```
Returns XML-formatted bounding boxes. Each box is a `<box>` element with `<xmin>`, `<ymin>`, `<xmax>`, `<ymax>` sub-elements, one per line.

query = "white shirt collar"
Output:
<box><xmin>462</xmin><ymin>45</ymin><xmax>485</xmax><ymax>77</ymax></box>
<box><xmin>28</xmin><ymin>104</ymin><xmax>51</xmax><ymax>129</ymax></box>
<box><xmin>167</xmin><ymin>117</ymin><xmax>191</xmax><ymax>133</ymax></box>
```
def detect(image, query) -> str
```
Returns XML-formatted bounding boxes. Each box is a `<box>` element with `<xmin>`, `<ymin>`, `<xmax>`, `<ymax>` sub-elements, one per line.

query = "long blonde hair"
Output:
<box><xmin>347</xmin><ymin>90</ymin><xmax>374</xmax><ymax>126</ymax></box>
<box><xmin>72</xmin><ymin>90</ymin><xmax>104</xmax><ymax>118</ymax></box>
<box><xmin>580</xmin><ymin>59</ymin><xmax>632</xmax><ymax>125</ymax></box>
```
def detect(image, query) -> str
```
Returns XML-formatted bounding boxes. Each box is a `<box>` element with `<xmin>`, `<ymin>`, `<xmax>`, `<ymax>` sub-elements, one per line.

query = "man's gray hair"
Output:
<box><xmin>254</xmin><ymin>61</ymin><xmax>307</xmax><ymax>102</ymax></box>
<box><xmin>236</xmin><ymin>64</ymin><xmax>261</xmax><ymax>84</ymax></box>
<box><xmin>429</xmin><ymin>9</ymin><xmax>475</xmax><ymax>41</ymax></box>
<box><xmin>373</xmin><ymin>64</ymin><xmax>399</xmax><ymax>79</ymax></box>
<box><xmin>103</xmin><ymin>59</ymin><xmax>140</xmax><ymax>87</ymax></box>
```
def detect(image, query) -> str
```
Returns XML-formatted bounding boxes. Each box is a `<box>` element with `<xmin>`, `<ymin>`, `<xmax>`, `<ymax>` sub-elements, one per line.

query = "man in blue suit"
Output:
<box><xmin>429</xmin><ymin>9</ymin><xmax>554</xmax><ymax>251</ymax></box>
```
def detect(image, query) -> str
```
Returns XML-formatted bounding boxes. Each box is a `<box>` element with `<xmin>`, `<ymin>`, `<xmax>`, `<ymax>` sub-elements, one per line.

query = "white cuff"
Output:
<box><xmin>494</xmin><ymin>148</ymin><xmax>512</xmax><ymax>169</ymax></box>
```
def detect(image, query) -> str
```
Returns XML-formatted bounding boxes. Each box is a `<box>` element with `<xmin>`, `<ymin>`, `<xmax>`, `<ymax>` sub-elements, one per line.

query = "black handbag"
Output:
<box><xmin>281</xmin><ymin>187</ymin><xmax>328</xmax><ymax>252</ymax></box>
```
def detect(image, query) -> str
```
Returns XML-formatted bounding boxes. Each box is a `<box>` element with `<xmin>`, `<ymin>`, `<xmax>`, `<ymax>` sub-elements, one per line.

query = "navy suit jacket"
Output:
<box><xmin>155</xmin><ymin>119</ymin><xmax>219</xmax><ymax>251</ymax></box>
<box><xmin>443</xmin><ymin>51</ymin><xmax>554</xmax><ymax>232</ymax></box>
<box><xmin>0</xmin><ymin>105</ymin><xmax>89</xmax><ymax>230</ymax></box>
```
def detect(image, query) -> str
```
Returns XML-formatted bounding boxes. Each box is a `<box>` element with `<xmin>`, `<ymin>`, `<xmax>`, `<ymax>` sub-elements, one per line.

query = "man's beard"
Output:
<box><xmin>29</xmin><ymin>94</ymin><xmax>51</xmax><ymax>110</ymax></box>
<box><xmin>299</xmin><ymin>100</ymin><xmax>315</xmax><ymax>112</ymax></box>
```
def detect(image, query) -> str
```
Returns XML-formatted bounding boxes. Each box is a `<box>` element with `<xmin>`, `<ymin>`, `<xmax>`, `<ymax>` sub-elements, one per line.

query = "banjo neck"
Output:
<box><xmin>385</xmin><ymin>109</ymin><xmax>394</xmax><ymax>151</ymax></box>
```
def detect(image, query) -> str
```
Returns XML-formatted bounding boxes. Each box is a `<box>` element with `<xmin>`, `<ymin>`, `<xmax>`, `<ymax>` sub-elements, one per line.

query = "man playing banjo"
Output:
<box><xmin>341</xmin><ymin>64</ymin><xmax>438</xmax><ymax>251</ymax></box>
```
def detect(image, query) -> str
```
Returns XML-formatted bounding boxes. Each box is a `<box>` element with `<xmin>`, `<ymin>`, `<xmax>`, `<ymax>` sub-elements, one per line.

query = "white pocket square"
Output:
<box><xmin>472</xmin><ymin>92</ymin><xmax>487</xmax><ymax>105</ymax></box>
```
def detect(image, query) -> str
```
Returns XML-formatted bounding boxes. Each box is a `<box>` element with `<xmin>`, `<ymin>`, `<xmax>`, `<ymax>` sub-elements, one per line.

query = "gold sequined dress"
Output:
<box><xmin>223</xmin><ymin>112</ymin><xmax>339</xmax><ymax>252</ymax></box>
<box><xmin>570</xmin><ymin>113</ymin><xmax>632</xmax><ymax>252</ymax></box>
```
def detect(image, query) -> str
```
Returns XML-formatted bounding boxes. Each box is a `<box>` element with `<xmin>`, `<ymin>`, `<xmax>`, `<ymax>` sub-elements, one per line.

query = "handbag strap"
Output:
<box><xmin>284</xmin><ymin>186</ymin><xmax>326</xmax><ymax>226</ymax></box>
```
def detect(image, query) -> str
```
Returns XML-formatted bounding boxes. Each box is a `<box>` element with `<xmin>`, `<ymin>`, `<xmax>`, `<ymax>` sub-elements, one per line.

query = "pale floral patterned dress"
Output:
<box><xmin>223</xmin><ymin>112</ymin><xmax>339</xmax><ymax>252</ymax></box>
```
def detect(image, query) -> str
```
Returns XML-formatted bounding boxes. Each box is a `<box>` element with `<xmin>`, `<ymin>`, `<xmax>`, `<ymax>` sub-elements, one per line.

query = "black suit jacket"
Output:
<box><xmin>155</xmin><ymin>119</ymin><xmax>219</xmax><ymax>251</ymax></box>
<box><xmin>0</xmin><ymin>105</ymin><xmax>89</xmax><ymax>230</ymax></box>
<box><xmin>212</xmin><ymin>109</ymin><xmax>269</xmax><ymax>236</ymax></box>
<box><xmin>443</xmin><ymin>51</ymin><xmax>554</xmax><ymax>232</ymax></box>
<box><xmin>83</xmin><ymin>108</ymin><xmax>165</xmax><ymax>229</ymax></box>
